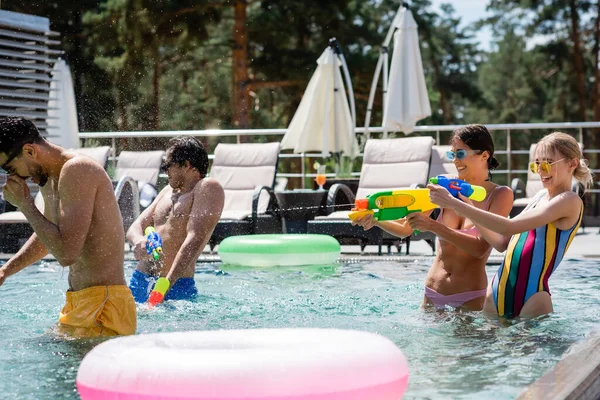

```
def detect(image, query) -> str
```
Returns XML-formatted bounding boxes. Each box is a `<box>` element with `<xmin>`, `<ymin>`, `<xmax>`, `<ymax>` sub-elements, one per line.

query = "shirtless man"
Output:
<box><xmin>127</xmin><ymin>136</ymin><xmax>224</xmax><ymax>303</ymax></box>
<box><xmin>0</xmin><ymin>117</ymin><xmax>136</xmax><ymax>337</ymax></box>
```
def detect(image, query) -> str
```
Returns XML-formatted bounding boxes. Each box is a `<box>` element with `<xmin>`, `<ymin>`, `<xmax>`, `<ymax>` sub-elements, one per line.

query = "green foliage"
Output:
<box><xmin>3</xmin><ymin>0</ymin><xmax>598</xmax><ymax>146</ymax></box>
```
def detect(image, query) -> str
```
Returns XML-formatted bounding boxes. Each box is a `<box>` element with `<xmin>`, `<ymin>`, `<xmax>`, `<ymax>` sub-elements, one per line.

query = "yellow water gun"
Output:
<box><xmin>348</xmin><ymin>188</ymin><xmax>438</xmax><ymax>222</ymax></box>
<box><xmin>348</xmin><ymin>176</ymin><xmax>486</xmax><ymax>223</ymax></box>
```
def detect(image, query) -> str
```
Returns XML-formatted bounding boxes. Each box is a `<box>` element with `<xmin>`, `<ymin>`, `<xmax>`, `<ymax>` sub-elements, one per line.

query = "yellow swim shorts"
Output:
<box><xmin>58</xmin><ymin>285</ymin><xmax>137</xmax><ymax>338</ymax></box>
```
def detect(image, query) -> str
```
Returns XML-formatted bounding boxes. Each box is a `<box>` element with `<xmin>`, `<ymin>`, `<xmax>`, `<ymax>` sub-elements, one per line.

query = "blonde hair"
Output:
<box><xmin>536</xmin><ymin>132</ymin><xmax>594</xmax><ymax>191</ymax></box>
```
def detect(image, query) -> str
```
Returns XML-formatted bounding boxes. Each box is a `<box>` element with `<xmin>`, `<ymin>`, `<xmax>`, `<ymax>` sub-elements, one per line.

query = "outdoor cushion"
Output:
<box><xmin>0</xmin><ymin>192</ymin><xmax>44</xmax><ymax>224</ymax></box>
<box><xmin>220</xmin><ymin>210</ymin><xmax>253</xmax><ymax>221</ymax></box>
<box><xmin>115</xmin><ymin>150</ymin><xmax>165</xmax><ymax>186</ymax></box>
<box><xmin>429</xmin><ymin>145</ymin><xmax>458</xmax><ymax>177</ymax></box>
<box><xmin>210</xmin><ymin>142</ymin><xmax>280</xmax><ymax>217</ymax></box>
<box><xmin>355</xmin><ymin>136</ymin><xmax>436</xmax><ymax>199</ymax></box>
<box><xmin>72</xmin><ymin>146</ymin><xmax>111</xmax><ymax>169</ymax></box>
<box><xmin>314</xmin><ymin>136</ymin><xmax>435</xmax><ymax>221</ymax></box>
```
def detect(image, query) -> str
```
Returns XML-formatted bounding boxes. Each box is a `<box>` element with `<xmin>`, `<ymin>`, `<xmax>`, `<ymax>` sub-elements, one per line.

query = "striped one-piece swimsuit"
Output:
<box><xmin>492</xmin><ymin>191</ymin><xmax>583</xmax><ymax>317</ymax></box>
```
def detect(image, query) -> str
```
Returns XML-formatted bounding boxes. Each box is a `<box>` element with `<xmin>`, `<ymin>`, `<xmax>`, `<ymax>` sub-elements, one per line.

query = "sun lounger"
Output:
<box><xmin>307</xmin><ymin>136</ymin><xmax>436</xmax><ymax>255</ymax></box>
<box><xmin>208</xmin><ymin>142</ymin><xmax>283</xmax><ymax>249</ymax></box>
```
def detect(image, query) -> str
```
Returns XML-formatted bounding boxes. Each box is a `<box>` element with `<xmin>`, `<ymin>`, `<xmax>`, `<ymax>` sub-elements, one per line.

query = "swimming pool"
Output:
<box><xmin>1</xmin><ymin>257</ymin><xmax>599</xmax><ymax>399</ymax></box>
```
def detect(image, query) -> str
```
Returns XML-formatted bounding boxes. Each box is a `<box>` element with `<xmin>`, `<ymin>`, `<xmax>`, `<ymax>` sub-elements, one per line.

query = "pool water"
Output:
<box><xmin>1</xmin><ymin>257</ymin><xmax>599</xmax><ymax>399</ymax></box>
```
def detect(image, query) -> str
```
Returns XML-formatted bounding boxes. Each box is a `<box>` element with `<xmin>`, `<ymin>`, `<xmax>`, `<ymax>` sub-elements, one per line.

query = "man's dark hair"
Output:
<box><xmin>164</xmin><ymin>136</ymin><xmax>209</xmax><ymax>176</ymax></box>
<box><xmin>0</xmin><ymin>117</ymin><xmax>44</xmax><ymax>159</ymax></box>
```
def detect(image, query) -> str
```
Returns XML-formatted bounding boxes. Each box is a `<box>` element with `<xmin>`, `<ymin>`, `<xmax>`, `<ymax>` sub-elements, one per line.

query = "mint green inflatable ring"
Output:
<box><xmin>218</xmin><ymin>234</ymin><xmax>341</xmax><ymax>267</ymax></box>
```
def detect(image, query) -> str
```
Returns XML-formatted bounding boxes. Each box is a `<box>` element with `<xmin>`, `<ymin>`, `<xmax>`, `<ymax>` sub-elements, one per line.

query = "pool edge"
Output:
<box><xmin>517</xmin><ymin>330</ymin><xmax>600</xmax><ymax>400</ymax></box>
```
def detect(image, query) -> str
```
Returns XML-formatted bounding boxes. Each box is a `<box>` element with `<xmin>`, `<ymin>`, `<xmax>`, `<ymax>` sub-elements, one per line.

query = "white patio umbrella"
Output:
<box><xmin>281</xmin><ymin>39</ymin><xmax>357</xmax><ymax>158</ymax></box>
<box><xmin>46</xmin><ymin>59</ymin><xmax>80</xmax><ymax>149</ymax></box>
<box><xmin>365</xmin><ymin>4</ymin><xmax>431</xmax><ymax>138</ymax></box>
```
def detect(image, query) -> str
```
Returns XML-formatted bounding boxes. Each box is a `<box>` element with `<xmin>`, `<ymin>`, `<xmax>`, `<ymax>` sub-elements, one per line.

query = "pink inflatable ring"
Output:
<box><xmin>77</xmin><ymin>328</ymin><xmax>409</xmax><ymax>400</ymax></box>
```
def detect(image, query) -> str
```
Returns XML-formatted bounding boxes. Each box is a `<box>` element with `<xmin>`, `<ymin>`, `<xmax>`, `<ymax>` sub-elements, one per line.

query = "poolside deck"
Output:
<box><xmin>197</xmin><ymin>227</ymin><xmax>600</xmax><ymax>264</ymax></box>
<box><xmin>2</xmin><ymin>227</ymin><xmax>599</xmax><ymax>263</ymax></box>
<box><xmin>334</xmin><ymin>227</ymin><xmax>600</xmax><ymax>264</ymax></box>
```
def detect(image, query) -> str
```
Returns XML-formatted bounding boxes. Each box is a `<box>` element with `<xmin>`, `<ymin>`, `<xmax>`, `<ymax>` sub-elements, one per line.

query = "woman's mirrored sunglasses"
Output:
<box><xmin>529</xmin><ymin>159</ymin><xmax>565</xmax><ymax>174</ymax></box>
<box><xmin>445</xmin><ymin>149</ymin><xmax>482</xmax><ymax>161</ymax></box>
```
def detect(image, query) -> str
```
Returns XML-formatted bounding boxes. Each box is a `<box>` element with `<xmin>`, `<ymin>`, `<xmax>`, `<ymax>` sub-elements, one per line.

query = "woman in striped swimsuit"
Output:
<box><xmin>429</xmin><ymin>132</ymin><xmax>593</xmax><ymax>318</ymax></box>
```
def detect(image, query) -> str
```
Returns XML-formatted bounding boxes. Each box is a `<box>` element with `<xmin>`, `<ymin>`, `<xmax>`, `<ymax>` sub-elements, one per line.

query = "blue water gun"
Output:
<box><xmin>144</xmin><ymin>226</ymin><xmax>163</xmax><ymax>261</ymax></box>
<box><xmin>428</xmin><ymin>176</ymin><xmax>486</xmax><ymax>202</ymax></box>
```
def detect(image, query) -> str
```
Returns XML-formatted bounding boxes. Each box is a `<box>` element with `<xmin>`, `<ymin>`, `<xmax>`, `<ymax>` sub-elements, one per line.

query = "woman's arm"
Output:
<box><xmin>375</xmin><ymin>219</ymin><xmax>414</xmax><ymax>238</ymax></box>
<box><xmin>350</xmin><ymin>210</ymin><xmax>436</xmax><ymax>239</ymax></box>
<box><xmin>470</xmin><ymin>186</ymin><xmax>514</xmax><ymax>252</ymax></box>
<box><xmin>429</xmin><ymin>184</ymin><xmax>582</xmax><ymax>236</ymax></box>
<box><xmin>473</xmin><ymin>223</ymin><xmax>512</xmax><ymax>253</ymax></box>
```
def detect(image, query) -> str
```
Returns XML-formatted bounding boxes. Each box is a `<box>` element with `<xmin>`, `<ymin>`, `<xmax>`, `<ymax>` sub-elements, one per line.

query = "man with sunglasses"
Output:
<box><xmin>126</xmin><ymin>136</ymin><xmax>224</xmax><ymax>304</ymax></box>
<box><xmin>0</xmin><ymin>117</ymin><xmax>136</xmax><ymax>337</ymax></box>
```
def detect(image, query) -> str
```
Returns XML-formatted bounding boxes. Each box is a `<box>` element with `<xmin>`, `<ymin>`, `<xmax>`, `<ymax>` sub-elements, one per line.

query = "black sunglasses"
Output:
<box><xmin>0</xmin><ymin>150</ymin><xmax>21</xmax><ymax>174</ymax></box>
<box><xmin>0</xmin><ymin>138</ymin><xmax>36</xmax><ymax>174</ymax></box>
<box><xmin>161</xmin><ymin>159</ymin><xmax>178</xmax><ymax>172</ymax></box>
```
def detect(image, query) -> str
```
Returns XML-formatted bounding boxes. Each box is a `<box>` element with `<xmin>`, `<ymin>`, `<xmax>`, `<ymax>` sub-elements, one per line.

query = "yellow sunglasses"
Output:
<box><xmin>529</xmin><ymin>158</ymin><xmax>565</xmax><ymax>174</ymax></box>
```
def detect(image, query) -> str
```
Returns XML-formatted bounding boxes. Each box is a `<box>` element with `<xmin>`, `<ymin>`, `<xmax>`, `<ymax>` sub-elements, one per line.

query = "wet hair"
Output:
<box><xmin>536</xmin><ymin>132</ymin><xmax>594</xmax><ymax>191</ymax></box>
<box><xmin>164</xmin><ymin>136</ymin><xmax>209</xmax><ymax>177</ymax></box>
<box><xmin>450</xmin><ymin>124</ymin><xmax>500</xmax><ymax>171</ymax></box>
<box><xmin>0</xmin><ymin>117</ymin><xmax>44</xmax><ymax>159</ymax></box>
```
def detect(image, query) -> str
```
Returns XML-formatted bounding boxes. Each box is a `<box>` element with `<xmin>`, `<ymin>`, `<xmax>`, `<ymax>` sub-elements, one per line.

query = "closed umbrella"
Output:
<box><xmin>281</xmin><ymin>39</ymin><xmax>357</xmax><ymax>158</ymax></box>
<box><xmin>365</xmin><ymin>4</ymin><xmax>431</xmax><ymax>138</ymax></box>
<box><xmin>46</xmin><ymin>59</ymin><xmax>79</xmax><ymax>149</ymax></box>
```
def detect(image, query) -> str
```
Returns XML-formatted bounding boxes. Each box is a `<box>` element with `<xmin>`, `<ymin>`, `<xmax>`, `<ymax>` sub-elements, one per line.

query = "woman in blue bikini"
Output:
<box><xmin>352</xmin><ymin>125</ymin><xmax>514</xmax><ymax>311</ymax></box>
<box><xmin>430</xmin><ymin>132</ymin><xmax>593</xmax><ymax>318</ymax></box>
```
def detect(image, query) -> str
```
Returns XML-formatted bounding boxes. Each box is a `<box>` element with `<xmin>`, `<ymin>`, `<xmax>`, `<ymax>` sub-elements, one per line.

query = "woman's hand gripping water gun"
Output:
<box><xmin>428</xmin><ymin>176</ymin><xmax>486</xmax><ymax>202</ymax></box>
<box><xmin>348</xmin><ymin>189</ymin><xmax>439</xmax><ymax>234</ymax></box>
<box><xmin>144</xmin><ymin>226</ymin><xmax>163</xmax><ymax>261</ymax></box>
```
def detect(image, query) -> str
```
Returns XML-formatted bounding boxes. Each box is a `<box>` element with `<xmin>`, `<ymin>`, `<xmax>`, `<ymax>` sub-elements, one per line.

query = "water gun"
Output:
<box><xmin>348</xmin><ymin>188</ymin><xmax>438</xmax><ymax>222</ymax></box>
<box><xmin>144</xmin><ymin>226</ymin><xmax>163</xmax><ymax>261</ymax></box>
<box><xmin>148</xmin><ymin>277</ymin><xmax>170</xmax><ymax>307</ymax></box>
<box><xmin>428</xmin><ymin>176</ymin><xmax>486</xmax><ymax>202</ymax></box>
<box><xmin>347</xmin><ymin>179</ymin><xmax>486</xmax><ymax>224</ymax></box>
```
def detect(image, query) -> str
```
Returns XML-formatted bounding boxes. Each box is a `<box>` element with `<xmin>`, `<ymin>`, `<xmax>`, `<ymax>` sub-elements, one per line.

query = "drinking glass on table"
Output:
<box><xmin>315</xmin><ymin>165</ymin><xmax>326</xmax><ymax>190</ymax></box>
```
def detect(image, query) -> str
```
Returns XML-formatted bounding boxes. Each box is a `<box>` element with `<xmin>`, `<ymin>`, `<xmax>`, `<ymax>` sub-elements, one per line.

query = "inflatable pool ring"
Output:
<box><xmin>77</xmin><ymin>328</ymin><xmax>409</xmax><ymax>400</ymax></box>
<box><xmin>218</xmin><ymin>234</ymin><xmax>340</xmax><ymax>267</ymax></box>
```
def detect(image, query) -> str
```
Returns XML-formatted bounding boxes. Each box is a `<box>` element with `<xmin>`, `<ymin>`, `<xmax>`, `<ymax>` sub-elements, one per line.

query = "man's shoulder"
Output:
<box><xmin>195</xmin><ymin>177</ymin><xmax>224</xmax><ymax>192</ymax></box>
<box><xmin>63</xmin><ymin>154</ymin><xmax>105</xmax><ymax>173</ymax></box>
<box><xmin>59</xmin><ymin>155</ymin><xmax>110</xmax><ymax>187</ymax></box>
<box><xmin>191</xmin><ymin>178</ymin><xmax>225</xmax><ymax>209</ymax></box>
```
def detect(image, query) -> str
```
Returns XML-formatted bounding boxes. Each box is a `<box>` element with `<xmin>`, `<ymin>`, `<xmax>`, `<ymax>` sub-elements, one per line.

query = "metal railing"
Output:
<box><xmin>79</xmin><ymin>121</ymin><xmax>600</xmax><ymax>195</ymax></box>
